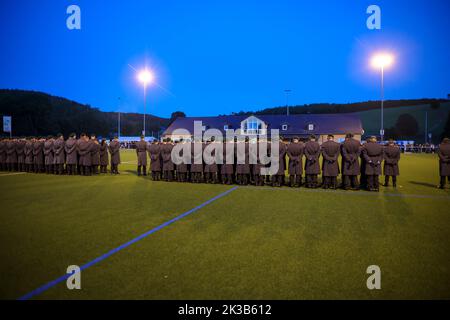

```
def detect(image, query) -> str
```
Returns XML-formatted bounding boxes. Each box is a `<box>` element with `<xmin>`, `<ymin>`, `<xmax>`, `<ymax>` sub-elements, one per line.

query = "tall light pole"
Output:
<box><xmin>371</xmin><ymin>53</ymin><xmax>393</xmax><ymax>142</ymax></box>
<box><xmin>284</xmin><ymin>89</ymin><xmax>292</xmax><ymax>116</ymax></box>
<box><xmin>137</xmin><ymin>69</ymin><xmax>154</xmax><ymax>137</ymax></box>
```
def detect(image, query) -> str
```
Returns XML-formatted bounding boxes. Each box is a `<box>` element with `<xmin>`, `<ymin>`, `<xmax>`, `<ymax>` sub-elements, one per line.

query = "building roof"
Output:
<box><xmin>163</xmin><ymin>114</ymin><xmax>363</xmax><ymax>136</ymax></box>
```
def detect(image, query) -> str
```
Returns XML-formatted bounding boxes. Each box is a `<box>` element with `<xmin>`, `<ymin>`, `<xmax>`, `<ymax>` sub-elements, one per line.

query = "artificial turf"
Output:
<box><xmin>0</xmin><ymin>150</ymin><xmax>449</xmax><ymax>299</ymax></box>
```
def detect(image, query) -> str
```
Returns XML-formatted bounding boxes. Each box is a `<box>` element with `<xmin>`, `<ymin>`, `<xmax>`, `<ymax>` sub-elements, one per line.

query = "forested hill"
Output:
<box><xmin>227</xmin><ymin>99</ymin><xmax>447</xmax><ymax>116</ymax></box>
<box><xmin>0</xmin><ymin>89</ymin><xmax>170</xmax><ymax>137</ymax></box>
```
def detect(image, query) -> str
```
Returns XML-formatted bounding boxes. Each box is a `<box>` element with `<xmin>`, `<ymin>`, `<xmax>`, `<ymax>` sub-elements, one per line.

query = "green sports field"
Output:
<box><xmin>0</xmin><ymin>150</ymin><xmax>449</xmax><ymax>300</ymax></box>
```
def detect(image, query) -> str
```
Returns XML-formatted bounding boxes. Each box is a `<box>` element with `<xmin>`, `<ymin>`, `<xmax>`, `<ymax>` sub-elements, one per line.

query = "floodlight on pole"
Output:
<box><xmin>371</xmin><ymin>53</ymin><xmax>394</xmax><ymax>142</ymax></box>
<box><xmin>137</xmin><ymin>69</ymin><xmax>155</xmax><ymax>137</ymax></box>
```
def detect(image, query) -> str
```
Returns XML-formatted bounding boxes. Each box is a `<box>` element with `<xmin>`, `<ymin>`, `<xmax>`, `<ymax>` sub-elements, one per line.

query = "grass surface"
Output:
<box><xmin>0</xmin><ymin>150</ymin><xmax>449</xmax><ymax>299</ymax></box>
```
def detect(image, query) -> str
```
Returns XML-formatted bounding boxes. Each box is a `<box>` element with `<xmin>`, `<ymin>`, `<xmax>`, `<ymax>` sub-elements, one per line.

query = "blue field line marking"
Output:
<box><xmin>18</xmin><ymin>186</ymin><xmax>239</xmax><ymax>301</ymax></box>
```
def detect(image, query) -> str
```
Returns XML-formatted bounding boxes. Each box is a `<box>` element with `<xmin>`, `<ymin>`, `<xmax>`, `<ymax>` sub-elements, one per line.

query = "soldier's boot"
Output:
<box><xmin>271</xmin><ymin>176</ymin><xmax>277</xmax><ymax>187</ymax></box>
<box><xmin>384</xmin><ymin>176</ymin><xmax>390</xmax><ymax>187</ymax></box>
<box><xmin>289</xmin><ymin>175</ymin><xmax>295</xmax><ymax>187</ymax></box>
<box><xmin>277</xmin><ymin>175</ymin><xmax>283</xmax><ymax>187</ymax></box>
<box><xmin>143</xmin><ymin>166</ymin><xmax>147</xmax><ymax>176</ymax></box>
<box><xmin>137</xmin><ymin>166</ymin><xmax>141</xmax><ymax>176</ymax></box>
<box><xmin>392</xmin><ymin>176</ymin><xmax>397</xmax><ymax>188</ymax></box>
<box><xmin>374</xmin><ymin>175</ymin><xmax>380</xmax><ymax>191</ymax></box>
<box><xmin>322</xmin><ymin>177</ymin><xmax>328</xmax><ymax>189</ymax></box>
<box><xmin>169</xmin><ymin>171</ymin><xmax>174</xmax><ymax>182</ymax></box>
<box><xmin>351</xmin><ymin>176</ymin><xmax>360</xmax><ymax>190</ymax></box>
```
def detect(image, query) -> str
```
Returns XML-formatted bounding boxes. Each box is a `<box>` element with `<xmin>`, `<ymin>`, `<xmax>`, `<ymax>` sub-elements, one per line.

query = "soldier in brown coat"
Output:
<box><xmin>24</xmin><ymin>138</ymin><xmax>34</xmax><ymax>172</ymax></box>
<box><xmin>99</xmin><ymin>139</ymin><xmax>109</xmax><ymax>173</ymax></box>
<box><xmin>250</xmin><ymin>138</ymin><xmax>264</xmax><ymax>186</ymax></box>
<box><xmin>204</xmin><ymin>139</ymin><xmax>220</xmax><ymax>184</ymax></box>
<box><xmin>191</xmin><ymin>139</ymin><xmax>204</xmax><ymax>183</ymax></box>
<box><xmin>287</xmin><ymin>137</ymin><xmax>304</xmax><ymax>187</ymax></box>
<box><xmin>0</xmin><ymin>138</ymin><xmax>6</xmax><ymax>171</ymax></box>
<box><xmin>108</xmin><ymin>136</ymin><xmax>121</xmax><ymax>174</ymax></box>
<box><xmin>147</xmin><ymin>140</ymin><xmax>161</xmax><ymax>180</ymax></box>
<box><xmin>321</xmin><ymin>135</ymin><xmax>340</xmax><ymax>189</ymax></box>
<box><xmin>438</xmin><ymin>137</ymin><xmax>450</xmax><ymax>189</ymax></box>
<box><xmin>44</xmin><ymin>136</ymin><xmax>55</xmax><ymax>174</ymax></box>
<box><xmin>78</xmin><ymin>134</ymin><xmax>92</xmax><ymax>176</ymax></box>
<box><xmin>161</xmin><ymin>138</ymin><xmax>175</xmax><ymax>181</ymax></box>
<box><xmin>16</xmin><ymin>138</ymin><xmax>26</xmax><ymax>172</ymax></box>
<box><xmin>65</xmin><ymin>133</ymin><xmax>78</xmax><ymax>175</ymax></box>
<box><xmin>175</xmin><ymin>140</ymin><xmax>189</xmax><ymax>182</ymax></box>
<box><xmin>6</xmin><ymin>138</ymin><xmax>18</xmax><ymax>172</ymax></box>
<box><xmin>341</xmin><ymin>133</ymin><xmax>361</xmax><ymax>190</ymax></box>
<box><xmin>221</xmin><ymin>140</ymin><xmax>234</xmax><ymax>185</ymax></box>
<box><xmin>90</xmin><ymin>134</ymin><xmax>100</xmax><ymax>174</ymax></box>
<box><xmin>362</xmin><ymin>136</ymin><xmax>384</xmax><ymax>191</ymax></box>
<box><xmin>270</xmin><ymin>139</ymin><xmax>286</xmax><ymax>187</ymax></box>
<box><xmin>236</xmin><ymin>139</ymin><xmax>251</xmax><ymax>185</ymax></box>
<box><xmin>383</xmin><ymin>139</ymin><xmax>400</xmax><ymax>187</ymax></box>
<box><xmin>53</xmin><ymin>134</ymin><xmax>66</xmax><ymax>175</ymax></box>
<box><xmin>135</xmin><ymin>135</ymin><xmax>148</xmax><ymax>176</ymax></box>
<box><xmin>33</xmin><ymin>138</ymin><xmax>45</xmax><ymax>173</ymax></box>
<box><xmin>304</xmin><ymin>135</ymin><xmax>321</xmax><ymax>188</ymax></box>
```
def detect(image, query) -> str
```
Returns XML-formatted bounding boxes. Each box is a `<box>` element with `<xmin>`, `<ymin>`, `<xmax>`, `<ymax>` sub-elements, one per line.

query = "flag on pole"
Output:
<box><xmin>3</xmin><ymin>116</ymin><xmax>12</xmax><ymax>133</ymax></box>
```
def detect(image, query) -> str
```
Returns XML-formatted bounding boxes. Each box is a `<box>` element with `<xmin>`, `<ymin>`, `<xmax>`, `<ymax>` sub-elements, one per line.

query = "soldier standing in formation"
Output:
<box><xmin>135</xmin><ymin>135</ymin><xmax>148</xmax><ymax>176</ymax></box>
<box><xmin>90</xmin><ymin>134</ymin><xmax>100</xmax><ymax>174</ymax></box>
<box><xmin>99</xmin><ymin>139</ymin><xmax>109</xmax><ymax>173</ymax></box>
<box><xmin>437</xmin><ymin>137</ymin><xmax>450</xmax><ymax>189</ymax></box>
<box><xmin>304</xmin><ymin>135</ymin><xmax>320</xmax><ymax>188</ymax></box>
<box><xmin>362</xmin><ymin>136</ymin><xmax>384</xmax><ymax>191</ymax></box>
<box><xmin>383</xmin><ymin>139</ymin><xmax>400</xmax><ymax>187</ymax></box>
<box><xmin>65</xmin><ymin>133</ymin><xmax>78</xmax><ymax>175</ymax></box>
<box><xmin>161</xmin><ymin>138</ymin><xmax>175</xmax><ymax>181</ymax></box>
<box><xmin>24</xmin><ymin>138</ymin><xmax>34</xmax><ymax>172</ymax></box>
<box><xmin>148</xmin><ymin>140</ymin><xmax>161</xmax><ymax>180</ymax></box>
<box><xmin>109</xmin><ymin>136</ymin><xmax>121</xmax><ymax>174</ymax></box>
<box><xmin>53</xmin><ymin>134</ymin><xmax>65</xmax><ymax>175</ymax></box>
<box><xmin>175</xmin><ymin>140</ymin><xmax>189</xmax><ymax>182</ymax></box>
<box><xmin>287</xmin><ymin>136</ymin><xmax>304</xmax><ymax>187</ymax></box>
<box><xmin>321</xmin><ymin>134</ymin><xmax>340</xmax><ymax>189</ymax></box>
<box><xmin>341</xmin><ymin>133</ymin><xmax>361</xmax><ymax>190</ymax></box>
<box><xmin>16</xmin><ymin>138</ymin><xmax>26</xmax><ymax>172</ymax></box>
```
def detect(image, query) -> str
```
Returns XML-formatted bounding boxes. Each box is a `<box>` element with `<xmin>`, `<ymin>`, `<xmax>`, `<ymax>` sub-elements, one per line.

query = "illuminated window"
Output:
<box><xmin>282</xmin><ymin>124</ymin><xmax>288</xmax><ymax>131</ymax></box>
<box><xmin>308</xmin><ymin>124</ymin><xmax>314</xmax><ymax>131</ymax></box>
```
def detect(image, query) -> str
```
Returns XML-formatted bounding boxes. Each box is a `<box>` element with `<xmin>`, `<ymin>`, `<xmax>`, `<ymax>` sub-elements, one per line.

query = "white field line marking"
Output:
<box><xmin>0</xmin><ymin>172</ymin><xmax>27</xmax><ymax>177</ymax></box>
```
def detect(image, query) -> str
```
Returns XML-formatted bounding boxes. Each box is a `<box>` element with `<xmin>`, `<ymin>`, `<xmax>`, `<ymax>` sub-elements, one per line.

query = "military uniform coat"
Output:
<box><xmin>108</xmin><ymin>140</ymin><xmax>121</xmax><ymax>165</ymax></box>
<box><xmin>190</xmin><ymin>142</ymin><xmax>203</xmax><ymax>173</ymax></box>
<box><xmin>25</xmin><ymin>141</ymin><xmax>34</xmax><ymax>164</ymax></box>
<box><xmin>236</xmin><ymin>142</ymin><xmax>250</xmax><ymax>174</ymax></box>
<box><xmin>78</xmin><ymin>139</ymin><xmax>92</xmax><ymax>166</ymax></box>
<box><xmin>362</xmin><ymin>142</ymin><xmax>384</xmax><ymax>175</ymax></box>
<box><xmin>53</xmin><ymin>139</ymin><xmax>66</xmax><ymax>165</ymax></box>
<box><xmin>6</xmin><ymin>140</ymin><xmax>17</xmax><ymax>164</ymax></box>
<box><xmin>341</xmin><ymin>138</ymin><xmax>361</xmax><ymax>175</ymax></box>
<box><xmin>65</xmin><ymin>138</ymin><xmax>78</xmax><ymax>165</ymax></box>
<box><xmin>175</xmin><ymin>143</ymin><xmax>189</xmax><ymax>173</ymax></box>
<box><xmin>135</xmin><ymin>140</ymin><xmax>148</xmax><ymax>166</ymax></box>
<box><xmin>204</xmin><ymin>142</ymin><xmax>219</xmax><ymax>173</ymax></box>
<box><xmin>304</xmin><ymin>141</ymin><xmax>321</xmax><ymax>175</ymax></box>
<box><xmin>161</xmin><ymin>143</ymin><xmax>174</xmax><ymax>171</ymax></box>
<box><xmin>99</xmin><ymin>143</ymin><xmax>109</xmax><ymax>166</ymax></box>
<box><xmin>287</xmin><ymin>142</ymin><xmax>304</xmax><ymax>175</ymax></box>
<box><xmin>438</xmin><ymin>142</ymin><xmax>450</xmax><ymax>176</ymax></box>
<box><xmin>221</xmin><ymin>142</ymin><xmax>234</xmax><ymax>175</ymax></box>
<box><xmin>90</xmin><ymin>141</ymin><xmax>100</xmax><ymax>166</ymax></box>
<box><xmin>44</xmin><ymin>139</ymin><xmax>54</xmax><ymax>165</ymax></box>
<box><xmin>321</xmin><ymin>140</ymin><xmax>340</xmax><ymax>177</ymax></box>
<box><xmin>33</xmin><ymin>140</ymin><xmax>44</xmax><ymax>165</ymax></box>
<box><xmin>16</xmin><ymin>140</ymin><xmax>26</xmax><ymax>164</ymax></box>
<box><xmin>383</xmin><ymin>144</ymin><xmax>400</xmax><ymax>176</ymax></box>
<box><xmin>0</xmin><ymin>140</ymin><xmax>6</xmax><ymax>165</ymax></box>
<box><xmin>147</xmin><ymin>144</ymin><xmax>161</xmax><ymax>172</ymax></box>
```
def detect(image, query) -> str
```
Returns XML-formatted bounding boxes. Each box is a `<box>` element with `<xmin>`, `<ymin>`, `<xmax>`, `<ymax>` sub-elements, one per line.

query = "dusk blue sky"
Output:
<box><xmin>1</xmin><ymin>0</ymin><xmax>449</xmax><ymax>118</ymax></box>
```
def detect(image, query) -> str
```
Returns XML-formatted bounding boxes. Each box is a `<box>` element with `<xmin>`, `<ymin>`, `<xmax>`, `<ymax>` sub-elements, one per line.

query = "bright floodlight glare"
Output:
<box><xmin>138</xmin><ymin>69</ymin><xmax>154</xmax><ymax>85</ymax></box>
<box><xmin>371</xmin><ymin>54</ymin><xmax>394</xmax><ymax>69</ymax></box>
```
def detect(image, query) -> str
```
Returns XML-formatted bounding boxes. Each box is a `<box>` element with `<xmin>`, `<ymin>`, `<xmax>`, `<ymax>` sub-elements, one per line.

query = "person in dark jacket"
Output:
<box><xmin>108</xmin><ymin>136</ymin><xmax>121</xmax><ymax>174</ymax></box>
<box><xmin>362</xmin><ymin>136</ymin><xmax>384</xmax><ymax>191</ymax></box>
<box><xmin>359</xmin><ymin>138</ymin><xmax>370</xmax><ymax>190</ymax></box>
<box><xmin>161</xmin><ymin>138</ymin><xmax>175</xmax><ymax>181</ymax></box>
<box><xmin>53</xmin><ymin>134</ymin><xmax>65</xmax><ymax>175</ymax></box>
<box><xmin>147</xmin><ymin>140</ymin><xmax>161</xmax><ymax>180</ymax></box>
<box><xmin>78</xmin><ymin>134</ymin><xmax>92</xmax><ymax>176</ymax></box>
<box><xmin>383</xmin><ymin>139</ymin><xmax>400</xmax><ymax>187</ymax></box>
<box><xmin>90</xmin><ymin>134</ymin><xmax>100</xmax><ymax>174</ymax></box>
<box><xmin>44</xmin><ymin>136</ymin><xmax>55</xmax><ymax>174</ymax></box>
<box><xmin>65</xmin><ymin>133</ymin><xmax>78</xmax><ymax>175</ymax></box>
<box><xmin>304</xmin><ymin>135</ymin><xmax>321</xmax><ymax>188</ymax></box>
<box><xmin>341</xmin><ymin>133</ymin><xmax>361</xmax><ymax>190</ymax></box>
<box><xmin>438</xmin><ymin>137</ymin><xmax>450</xmax><ymax>189</ymax></box>
<box><xmin>321</xmin><ymin>134</ymin><xmax>340</xmax><ymax>189</ymax></box>
<box><xmin>287</xmin><ymin>137</ymin><xmax>304</xmax><ymax>187</ymax></box>
<box><xmin>135</xmin><ymin>135</ymin><xmax>148</xmax><ymax>176</ymax></box>
<box><xmin>99</xmin><ymin>139</ymin><xmax>109</xmax><ymax>173</ymax></box>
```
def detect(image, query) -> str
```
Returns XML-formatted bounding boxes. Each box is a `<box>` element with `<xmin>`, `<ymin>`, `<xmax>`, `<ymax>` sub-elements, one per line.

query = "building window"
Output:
<box><xmin>224</xmin><ymin>125</ymin><xmax>229</xmax><ymax>131</ymax></box>
<box><xmin>282</xmin><ymin>124</ymin><xmax>288</xmax><ymax>131</ymax></box>
<box><xmin>308</xmin><ymin>124</ymin><xmax>314</xmax><ymax>131</ymax></box>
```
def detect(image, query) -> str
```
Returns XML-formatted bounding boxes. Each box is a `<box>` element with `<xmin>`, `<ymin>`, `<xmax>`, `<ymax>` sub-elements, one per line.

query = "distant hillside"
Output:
<box><xmin>0</xmin><ymin>89</ymin><xmax>170</xmax><ymax>137</ymax></box>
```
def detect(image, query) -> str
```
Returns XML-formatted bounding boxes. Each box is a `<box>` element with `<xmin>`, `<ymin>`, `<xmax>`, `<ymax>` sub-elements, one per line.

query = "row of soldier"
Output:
<box><xmin>138</xmin><ymin>133</ymin><xmax>401</xmax><ymax>191</ymax></box>
<box><xmin>0</xmin><ymin>134</ymin><xmax>121</xmax><ymax>175</ymax></box>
